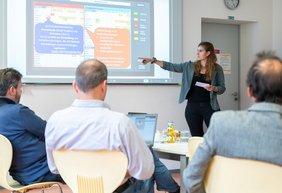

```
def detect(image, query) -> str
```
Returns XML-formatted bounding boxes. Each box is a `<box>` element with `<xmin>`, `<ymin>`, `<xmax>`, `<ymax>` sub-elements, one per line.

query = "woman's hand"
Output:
<box><xmin>138</xmin><ymin>57</ymin><xmax>155</xmax><ymax>65</ymax></box>
<box><xmin>205</xmin><ymin>85</ymin><xmax>218</xmax><ymax>92</ymax></box>
<box><xmin>138</xmin><ymin>57</ymin><xmax>164</xmax><ymax>67</ymax></box>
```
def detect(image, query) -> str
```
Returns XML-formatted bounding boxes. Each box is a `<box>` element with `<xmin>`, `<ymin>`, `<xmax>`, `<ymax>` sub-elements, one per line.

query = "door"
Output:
<box><xmin>202</xmin><ymin>22</ymin><xmax>240</xmax><ymax>110</ymax></box>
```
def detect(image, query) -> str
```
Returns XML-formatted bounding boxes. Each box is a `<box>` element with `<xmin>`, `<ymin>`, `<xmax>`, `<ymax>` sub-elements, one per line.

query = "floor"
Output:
<box><xmin>0</xmin><ymin>173</ymin><xmax>180</xmax><ymax>193</ymax></box>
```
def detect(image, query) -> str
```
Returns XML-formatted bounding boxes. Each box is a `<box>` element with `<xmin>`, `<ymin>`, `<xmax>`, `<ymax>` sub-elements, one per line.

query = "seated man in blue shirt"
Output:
<box><xmin>0</xmin><ymin>68</ymin><xmax>64</xmax><ymax>185</ymax></box>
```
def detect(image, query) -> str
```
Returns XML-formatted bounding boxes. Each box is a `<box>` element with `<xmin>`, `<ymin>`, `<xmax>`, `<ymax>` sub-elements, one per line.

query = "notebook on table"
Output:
<box><xmin>127</xmin><ymin>113</ymin><xmax>158</xmax><ymax>147</ymax></box>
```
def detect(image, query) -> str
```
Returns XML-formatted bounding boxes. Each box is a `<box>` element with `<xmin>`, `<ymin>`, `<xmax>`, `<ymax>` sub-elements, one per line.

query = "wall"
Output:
<box><xmin>21</xmin><ymin>84</ymin><xmax>187</xmax><ymax>132</ymax></box>
<box><xmin>0</xmin><ymin>0</ymin><xmax>6</xmax><ymax>68</ymax></box>
<box><xmin>273</xmin><ymin>0</ymin><xmax>282</xmax><ymax>58</ymax></box>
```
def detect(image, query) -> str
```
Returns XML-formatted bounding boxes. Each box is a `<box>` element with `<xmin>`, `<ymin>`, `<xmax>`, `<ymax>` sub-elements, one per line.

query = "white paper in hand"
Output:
<box><xmin>195</xmin><ymin>81</ymin><xmax>210</xmax><ymax>88</ymax></box>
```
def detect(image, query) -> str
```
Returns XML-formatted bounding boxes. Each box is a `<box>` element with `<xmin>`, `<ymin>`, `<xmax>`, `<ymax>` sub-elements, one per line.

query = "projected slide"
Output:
<box><xmin>33</xmin><ymin>3</ymin><xmax>84</xmax><ymax>68</ymax></box>
<box><xmin>27</xmin><ymin>0</ymin><xmax>154</xmax><ymax>80</ymax></box>
<box><xmin>84</xmin><ymin>6</ymin><xmax>131</xmax><ymax>69</ymax></box>
<box><xmin>5</xmin><ymin>0</ymin><xmax>181</xmax><ymax>83</ymax></box>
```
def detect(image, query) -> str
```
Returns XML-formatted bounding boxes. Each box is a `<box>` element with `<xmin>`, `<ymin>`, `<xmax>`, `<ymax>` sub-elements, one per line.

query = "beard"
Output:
<box><xmin>14</xmin><ymin>91</ymin><xmax>21</xmax><ymax>103</ymax></box>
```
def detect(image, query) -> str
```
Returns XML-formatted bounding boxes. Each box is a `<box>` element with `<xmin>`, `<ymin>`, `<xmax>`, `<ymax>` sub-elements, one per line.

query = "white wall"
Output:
<box><xmin>0</xmin><ymin>0</ymin><xmax>6</xmax><ymax>68</ymax></box>
<box><xmin>9</xmin><ymin>0</ymin><xmax>282</xmax><ymax>132</ymax></box>
<box><xmin>21</xmin><ymin>84</ymin><xmax>187</xmax><ymax>132</ymax></box>
<box><xmin>183</xmin><ymin>0</ymin><xmax>274</xmax><ymax>109</ymax></box>
<box><xmin>273</xmin><ymin>0</ymin><xmax>282</xmax><ymax>58</ymax></box>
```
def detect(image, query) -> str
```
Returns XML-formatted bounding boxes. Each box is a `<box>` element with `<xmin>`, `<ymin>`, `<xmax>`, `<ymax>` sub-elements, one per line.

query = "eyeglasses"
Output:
<box><xmin>197</xmin><ymin>49</ymin><xmax>205</xmax><ymax>53</ymax></box>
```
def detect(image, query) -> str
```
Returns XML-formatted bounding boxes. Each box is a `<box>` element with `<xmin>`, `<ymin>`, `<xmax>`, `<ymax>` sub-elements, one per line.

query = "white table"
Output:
<box><xmin>153</xmin><ymin>142</ymin><xmax>188</xmax><ymax>193</ymax></box>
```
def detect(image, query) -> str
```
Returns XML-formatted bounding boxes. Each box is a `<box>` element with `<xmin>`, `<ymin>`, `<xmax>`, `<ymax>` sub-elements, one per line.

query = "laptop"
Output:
<box><xmin>127</xmin><ymin>113</ymin><xmax>158</xmax><ymax>147</ymax></box>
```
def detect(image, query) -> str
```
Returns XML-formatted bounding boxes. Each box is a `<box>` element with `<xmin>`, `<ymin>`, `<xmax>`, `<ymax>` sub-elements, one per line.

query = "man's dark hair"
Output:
<box><xmin>75</xmin><ymin>59</ymin><xmax>108</xmax><ymax>92</ymax></box>
<box><xmin>246</xmin><ymin>51</ymin><xmax>282</xmax><ymax>104</ymax></box>
<box><xmin>0</xmin><ymin>68</ymin><xmax>22</xmax><ymax>96</ymax></box>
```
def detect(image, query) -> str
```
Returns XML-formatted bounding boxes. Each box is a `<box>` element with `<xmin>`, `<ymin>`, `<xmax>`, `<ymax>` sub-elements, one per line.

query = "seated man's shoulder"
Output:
<box><xmin>1</xmin><ymin>103</ymin><xmax>35</xmax><ymax>119</ymax></box>
<box><xmin>109</xmin><ymin>111</ymin><xmax>131</xmax><ymax>124</ymax></box>
<box><xmin>6</xmin><ymin>102</ymin><xmax>28</xmax><ymax>111</ymax></box>
<box><xmin>107</xmin><ymin>111</ymin><xmax>135</xmax><ymax>127</ymax></box>
<box><xmin>212</xmin><ymin>109</ymin><xmax>249</xmax><ymax>124</ymax></box>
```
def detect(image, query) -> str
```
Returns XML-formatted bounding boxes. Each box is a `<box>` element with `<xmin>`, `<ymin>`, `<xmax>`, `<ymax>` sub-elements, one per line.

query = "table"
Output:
<box><xmin>153</xmin><ymin>142</ymin><xmax>188</xmax><ymax>193</ymax></box>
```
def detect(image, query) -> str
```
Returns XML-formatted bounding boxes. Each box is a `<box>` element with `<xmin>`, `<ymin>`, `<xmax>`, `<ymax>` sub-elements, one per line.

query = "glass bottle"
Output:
<box><xmin>166</xmin><ymin>121</ymin><xmax>175</xmax><ymax>143</ymax></box>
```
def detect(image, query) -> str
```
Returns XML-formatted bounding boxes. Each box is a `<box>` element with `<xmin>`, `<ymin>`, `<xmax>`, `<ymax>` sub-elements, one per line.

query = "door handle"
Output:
<box><xmin>231</xmin><ymin>92</ymin><xmax>238</xmax><ymax>101</ymax></box>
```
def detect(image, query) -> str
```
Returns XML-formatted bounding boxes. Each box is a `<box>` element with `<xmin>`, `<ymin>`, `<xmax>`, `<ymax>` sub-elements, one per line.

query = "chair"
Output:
<box><xmin>53</xmin><ymin>149</ymin><xmax>128</xmax><ymax>193</ymax></box>
<box><xmin>187</xmin><ymin>137</ymin><xmax>203</xmax><ymax>160</ymax></box>
<box><xmin>0</xmin><ymin>134</ymin><xmax>63</xmax><ymax>193</ymax></box>
<box><xmin>204</xmin><ymin>155</ymin><xmax>282</xmax><ymax>193</ymax></box>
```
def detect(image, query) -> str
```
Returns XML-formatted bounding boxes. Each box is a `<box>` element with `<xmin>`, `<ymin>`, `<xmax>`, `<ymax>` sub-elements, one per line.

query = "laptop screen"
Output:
<box><xmin>127</xmin><ymin>113</ymin><xmax>158</xmax><ymax>146</ymax></box>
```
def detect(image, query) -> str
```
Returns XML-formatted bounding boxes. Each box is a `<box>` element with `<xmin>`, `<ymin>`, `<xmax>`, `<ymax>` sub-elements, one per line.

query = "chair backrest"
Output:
<box><xmin>0</xmin><ymin>134</ymin><xmax>63</xmax><ymax>193</ymax></box>
<box><xmin>53</xmin><ymin>149</ymin><xmax>128</xmax><ymax>193</ymax></box>
<box><xmin>187</xmin><ymin>137</ymin><xmax>203</xmax><ymax>160</ymax></box>
<box><xmin>204</xmin><ymin>155</ymin><xmax>282</xmax><ymax>193</ymax></box>
<box><xmin>0</xmin><ymin>134</ymin><xmax>15</xmax><ymax>190</ymax></box>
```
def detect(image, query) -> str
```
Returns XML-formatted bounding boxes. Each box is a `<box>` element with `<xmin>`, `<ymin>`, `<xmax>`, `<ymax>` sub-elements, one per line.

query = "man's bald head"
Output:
<box><xmin>75</xmin><ymin>59</ymin><xmax>108</xmax><ymax>93</ymax></box>
<box><xmin>247</xmin><ymin>51</ymin><xmax>282</xmax><ymax>104</ymax></box>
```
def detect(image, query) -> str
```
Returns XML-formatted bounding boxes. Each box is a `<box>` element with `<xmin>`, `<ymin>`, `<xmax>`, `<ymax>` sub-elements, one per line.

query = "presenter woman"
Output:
<box><xmin>141</xmin><ymin>42</ymin><xmax>225</xmax><ymax>136</ymax></box>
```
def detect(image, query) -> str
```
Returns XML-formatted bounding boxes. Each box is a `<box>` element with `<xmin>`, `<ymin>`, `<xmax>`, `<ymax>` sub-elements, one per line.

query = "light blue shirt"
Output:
<box><xmin>162</xmin><ymin>61</ymin><xmax>226</xmax><ymax>110</ymax></box>
<box><xmin>45</xmin><ymin>99</ymin><xmax>154</xmax><ymax>180</ymax></box>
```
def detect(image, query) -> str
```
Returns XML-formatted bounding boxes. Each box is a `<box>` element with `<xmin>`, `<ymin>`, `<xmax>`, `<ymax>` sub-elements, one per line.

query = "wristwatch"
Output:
<box><xmin>151</xmin><ymin>57</ymin><xmax>157</xmax><ymax>64</ymax></box>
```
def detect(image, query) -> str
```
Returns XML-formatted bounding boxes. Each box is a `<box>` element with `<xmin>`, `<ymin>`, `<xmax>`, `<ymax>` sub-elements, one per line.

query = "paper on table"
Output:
<box><xmin>195</xmin><ymin>81</ymin><xmax>210</xmax><ymax>88</ymax></box>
